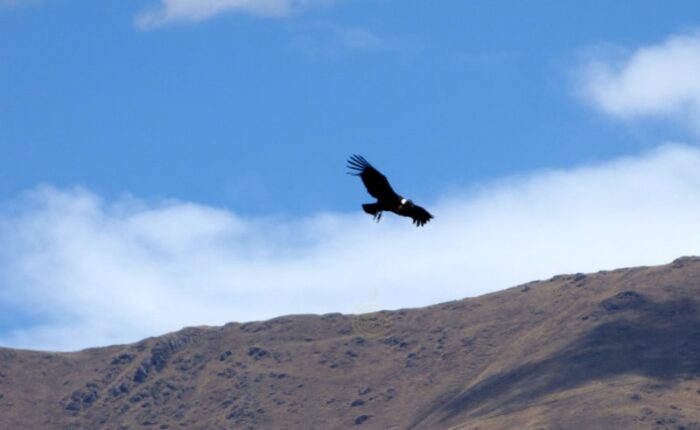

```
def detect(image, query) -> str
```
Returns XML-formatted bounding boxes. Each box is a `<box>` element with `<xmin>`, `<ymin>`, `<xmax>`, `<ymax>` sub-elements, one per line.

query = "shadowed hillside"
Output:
<box><xmin>3</xmin><ymin>257</ymin><xmax>700</xmax><ymax>429</ymax></box>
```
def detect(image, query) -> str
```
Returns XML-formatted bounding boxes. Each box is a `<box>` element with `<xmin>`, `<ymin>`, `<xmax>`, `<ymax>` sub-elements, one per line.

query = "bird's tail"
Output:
<box><xmin>362</xmin><ymin>203</ymin><xmax>379</xmax><ymax>215</ymax></box>
<box><xmin>362</xmin><ymin>203</ymin><xmax>382</xmax><ymax>222</ymax></box>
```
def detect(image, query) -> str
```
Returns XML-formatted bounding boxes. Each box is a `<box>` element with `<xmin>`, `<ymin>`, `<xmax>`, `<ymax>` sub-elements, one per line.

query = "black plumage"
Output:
<box><xmin>347</xmin><ymin>154</ymin><xmax>433</xmax><ymax>227</ymax></box>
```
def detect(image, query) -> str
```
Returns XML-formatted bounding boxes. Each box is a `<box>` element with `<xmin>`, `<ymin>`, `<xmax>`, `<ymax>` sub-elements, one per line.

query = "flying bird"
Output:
<box><xmin>347</xmin><ymin>154</ymin><xmax>433</xmax><ymax>227</ymax></box>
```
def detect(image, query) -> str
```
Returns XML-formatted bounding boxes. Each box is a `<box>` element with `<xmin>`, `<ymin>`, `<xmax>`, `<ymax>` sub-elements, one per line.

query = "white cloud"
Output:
<box><xmin>580</xmin><ymin>30</ymin><xmax>700</xmax><ymax>131</ymax></box>
<box><xmin>135</xmin><ymin>0</ymin><xmax>338</xmax><ymax>29</ymax></box>
<box><xmin>3</xmin><ymin>143</ymin><xmax>700</xmax><ymax>351</ymax></box>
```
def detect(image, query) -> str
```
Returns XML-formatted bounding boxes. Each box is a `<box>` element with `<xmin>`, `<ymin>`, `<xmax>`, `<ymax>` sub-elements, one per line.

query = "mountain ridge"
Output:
<box><xmin>3</xmin><ymin>257</ymin><xmax>700</xmax><ymax>429</ymax></box>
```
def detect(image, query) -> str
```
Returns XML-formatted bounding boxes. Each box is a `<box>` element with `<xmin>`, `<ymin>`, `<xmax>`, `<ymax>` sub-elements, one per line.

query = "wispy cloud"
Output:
<box><xmin>0</xmin><ymin>0</ymin><xmax>41</xmax><ymax>8</ymax></box>
<box><xmin>3</xmin><ymin>143</ymin><xmax>700</xmax><ymax>351</ymax></box>
<box><xmin>288</xmin><ymin>23</ymin><xmax>421</xmax><ymax>58</ymax></box>
<box><xmin>579</xmin><ymin>30</ymin><xmax>700</xmax><ymax>132</ymax></box>
<box><xmin>135</xmin><ymin>0</ymin><xmax>340</xmax><ymax>29</ymax></box>
<box><xmin>451</xmin><ymin>50</ymin><xmax>520</xmax><ymax>68</ymax></box>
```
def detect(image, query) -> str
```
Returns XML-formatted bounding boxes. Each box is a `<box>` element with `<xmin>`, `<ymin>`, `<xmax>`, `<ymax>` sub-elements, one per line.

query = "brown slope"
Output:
<box><xmin>3</xmin><ymin>257</ymin><xmax>700</xmax><ymax>429</ymax></box>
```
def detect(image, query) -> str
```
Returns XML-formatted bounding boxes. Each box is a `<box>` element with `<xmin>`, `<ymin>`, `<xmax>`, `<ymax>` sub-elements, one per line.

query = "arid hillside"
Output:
<box><xmin>3</xmin><ymin>257</ymin><xmax>700</xmax><ymax>429</ymax></box>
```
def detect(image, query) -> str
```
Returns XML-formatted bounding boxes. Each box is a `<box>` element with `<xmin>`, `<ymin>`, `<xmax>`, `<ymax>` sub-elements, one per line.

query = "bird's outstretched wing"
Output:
<box><xmin>347</xmin><ymin>154</ymin><xmax>399</xmax><ymax>201</ymax></box>
<box><xmin>399</xmin><ymin>204</ymin><xmax>433</xmax><ymax>227</ymax></box>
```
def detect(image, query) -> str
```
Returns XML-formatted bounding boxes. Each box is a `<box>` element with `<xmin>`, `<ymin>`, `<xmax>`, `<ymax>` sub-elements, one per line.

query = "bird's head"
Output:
<box><xmin>399</xmin><ymin>198</ymin><xmax>413</xmax><ymax>209</ymax></box>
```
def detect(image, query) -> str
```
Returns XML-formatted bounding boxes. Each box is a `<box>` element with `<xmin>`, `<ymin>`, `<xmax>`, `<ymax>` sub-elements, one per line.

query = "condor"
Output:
<box><xmin>347</xmin><ymin>154</ymin><xmax>433</xmax><ymax>227</ymax></box>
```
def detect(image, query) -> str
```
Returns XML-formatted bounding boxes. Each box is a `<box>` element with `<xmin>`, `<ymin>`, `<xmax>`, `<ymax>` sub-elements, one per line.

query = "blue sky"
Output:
<box><xmin>2</xmin><ymin>0</ymin><xmax>697</xmax><ymax>213</ymax></box>
<box><xmin>2</xmin><ymin>1</ymin><xmax>700</xmax><ymax>350</ymax></box>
